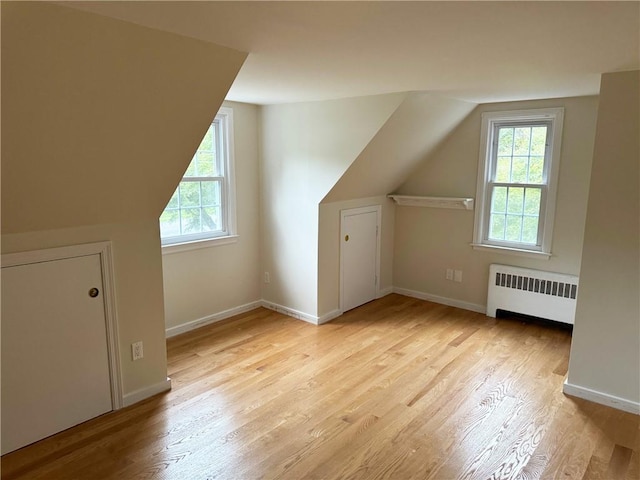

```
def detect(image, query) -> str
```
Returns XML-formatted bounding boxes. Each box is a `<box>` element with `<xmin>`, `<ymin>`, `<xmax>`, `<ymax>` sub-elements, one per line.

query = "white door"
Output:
<box><xmin>341</xmin><ymin>206</ymin><xmax>380</xmax><ymax>312</ymax></box>
<box><xmin>2</xmin><ymin>254</ymin><xmax>113</xmax><ymax>454</ymax></box>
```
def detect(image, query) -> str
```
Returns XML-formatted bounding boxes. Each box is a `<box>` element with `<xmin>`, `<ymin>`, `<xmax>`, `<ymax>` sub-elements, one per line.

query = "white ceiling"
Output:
<box><xmin>66</xmin><ymin>1</ymin><xmax>639</xmax><ymax>105</ymax></box>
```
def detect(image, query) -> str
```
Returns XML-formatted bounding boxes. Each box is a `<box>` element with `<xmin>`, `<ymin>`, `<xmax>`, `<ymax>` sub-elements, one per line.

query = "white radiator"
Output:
<box><xmin>487</xmin><ymin>264</ymin><xmax>579</xmax><ymax>325</ymax></box>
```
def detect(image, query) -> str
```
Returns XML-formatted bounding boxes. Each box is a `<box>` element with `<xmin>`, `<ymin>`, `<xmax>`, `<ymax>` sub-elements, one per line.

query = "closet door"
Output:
<box><xmin>341</xmin><ymin>206</ymin><xmax>380</xmax><ymax>312</ymax></box>
<box><xmin>2</xmin><ymin>254</ymin><xmax>112</xmax><ymax>454</ymax></box>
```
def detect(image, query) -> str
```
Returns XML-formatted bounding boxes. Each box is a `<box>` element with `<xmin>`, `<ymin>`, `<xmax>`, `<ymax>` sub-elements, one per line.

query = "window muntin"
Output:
<box><xmin>160</xmin><ymin>108</ymin><xmax>235</xmax><ymax>246</ymax></box>
<box><xmin>473</xmin><ymin>108</ymin><xmax>564</xmax><ymax>256</ymax></box>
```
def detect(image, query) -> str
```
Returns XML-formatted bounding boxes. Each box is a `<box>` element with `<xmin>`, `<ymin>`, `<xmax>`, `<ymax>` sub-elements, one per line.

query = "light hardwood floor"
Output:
<box><xmin>2</xmin><ymin>294</ymin><xmax>638</xmax><ymax>479</ymax></box>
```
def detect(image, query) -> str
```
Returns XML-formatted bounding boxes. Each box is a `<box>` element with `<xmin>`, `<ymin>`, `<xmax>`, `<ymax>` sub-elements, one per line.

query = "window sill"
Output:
<box><xmin>162</xmin><ymin>235</ymin><xmax>239</xmax><ymax>255</ymax></box>
<box><xmin>470</xmin><ymin>243</ymin><xmax>551</xmax><ymax>260</ymax></box>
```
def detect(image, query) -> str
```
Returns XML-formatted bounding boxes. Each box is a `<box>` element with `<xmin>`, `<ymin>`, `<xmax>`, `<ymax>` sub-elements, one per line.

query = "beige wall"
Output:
<box><xmin>394</xmin><ymin>96</ymin><xmax>599</xmax><ymax>308</ymax></box>
<box><xmin>567</xmin><ymin>71</ymin><xmax>639</xmax><ymax>405</ymax></box>
<box><xmin>318</xmin><ymin>196</ymin><xmax>395</xmax><ymax>318</ymax></box>
<box><xmin>260</xmin><ymin>94</ymin><xmax>405</xmax><ymax>317</ymax></box>
<box><xmin>2</xmin><ymin>221</ymin><xmax>167</xmax><ymax>395</ymax></box>
<box><xmin>1</xmin><ymin>3</ymin><xmax>246</xmax><ymax>398</ymax></box>
<box><xmin>162</xmin><ymin>102</ymin><xmax>261</xmax><ymax>330</ymax></box>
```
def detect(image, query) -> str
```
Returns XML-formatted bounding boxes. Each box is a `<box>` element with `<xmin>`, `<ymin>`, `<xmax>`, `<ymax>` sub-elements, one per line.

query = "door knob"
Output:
<box><xmin>88</xmin><ymin>288</ymin><xmax>100</xmax><ymax>298</ymax></box>
<box><xmin>345</xmin><ymin>235</ymin><xmax>349</xmax><ymax>242</ymax></box>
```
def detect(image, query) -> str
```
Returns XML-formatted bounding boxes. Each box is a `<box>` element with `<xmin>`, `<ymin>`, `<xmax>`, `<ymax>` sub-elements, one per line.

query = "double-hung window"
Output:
<box><xmin>473</xmin><ymin>108</ymin><xmax>564</xmax><ymax>257</ymax></box>
<box><xmin>160</xmin><ymin>107</ymin><xmax>236</xmax><ymax>249</ymax></box>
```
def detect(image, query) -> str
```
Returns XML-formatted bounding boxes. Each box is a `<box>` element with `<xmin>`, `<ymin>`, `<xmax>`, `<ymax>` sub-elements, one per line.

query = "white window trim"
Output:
<box><xmin>161</xmin><ymin>107</ymin><xmax>237</xmax><ymax>252</ymax></box>
<box><xmin>472</xmin><ymin>107</ymin><xmax>564</xmax><ymax>258</ymax></box>
<box><xmin>162</xmin><ymin>234</ymin><xmax>239</xmax><ymax>255</ymax></box>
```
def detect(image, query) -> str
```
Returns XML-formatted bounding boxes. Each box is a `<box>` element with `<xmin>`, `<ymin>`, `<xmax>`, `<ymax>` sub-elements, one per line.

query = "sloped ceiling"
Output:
<box><xmin>64</xmin><ymin>1</ymin><xmax>639</xmax><ymax>104</ymax></box>
<box><xmin>262</xmin><ymin>93</ymin><xmax>407</xmax><ymax>206</ymax></box>
<box><xmin>1</xmin><ymin>2</ymin><xmax>247</xmax><ymax>234</ymax></box>
<box><xmin>323</xmin><ymin>93</ymin><xmax>476</xmax><ymax>203</ymax></box>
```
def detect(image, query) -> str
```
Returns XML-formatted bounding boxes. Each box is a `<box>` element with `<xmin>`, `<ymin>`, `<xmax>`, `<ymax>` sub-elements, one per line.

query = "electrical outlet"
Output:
<box><xmin>454</xmin><ymin>270</ymin><xmax>463</xmax><ymax>283</ymax></box>
<box><xmin>446</xmin><ymin>268</ymin><xmax>454</xmax><ymax>281</ymax></box>
<box><xmin>132</xmin><ymin>341</ymin><xmax>144</xmax><ymax>361</ymax></box>
<box><xmin>264</xmin><ymin>271</ymin><xmax>270</xmax><ymax>284</ymax></box>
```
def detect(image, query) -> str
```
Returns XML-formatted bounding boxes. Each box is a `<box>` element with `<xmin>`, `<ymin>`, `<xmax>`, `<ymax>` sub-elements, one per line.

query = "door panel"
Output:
<box><xmin>2</xmin><ymin>254</ymin><xmax>112</xmax><ymax>454</ymax></box>
<box><xmin>341</xmin><ymin>208</ymin><xmax>379</xmax><ymax>312</ymax></box>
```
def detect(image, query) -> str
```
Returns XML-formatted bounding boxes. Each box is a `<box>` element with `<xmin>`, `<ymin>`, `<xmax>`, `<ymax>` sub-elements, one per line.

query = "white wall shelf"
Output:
<box><xmin>388</xmin><ymin>195</ymin><xmax>474</xmax><ymax>210</ymax></box>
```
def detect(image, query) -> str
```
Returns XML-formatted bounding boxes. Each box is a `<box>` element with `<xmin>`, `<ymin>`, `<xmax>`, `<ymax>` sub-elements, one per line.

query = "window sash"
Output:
<box><xmin>183</xmin><ymin>118</ymin><xmax>225</xmax><ymax>179</ymax></box>
<box><xmin>484</xmin><ymin>183</ymin><xmax>547</xmax><ymax>248</ymax></box>
<box><xmin>489</xmin><ymin>120</ymin><xmax>552</xmax><ymax>186</ymax></box>
<box><xmin>163</xmin><ymin>177</ymin><xmax>228</xmax><ymax>244</ymax></box>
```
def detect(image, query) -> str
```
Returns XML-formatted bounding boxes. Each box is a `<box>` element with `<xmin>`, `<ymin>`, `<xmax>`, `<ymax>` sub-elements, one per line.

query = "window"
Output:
<box><xmin>473</xmin><ymin>108</ymin><xmax>564</xmax><ymax>257</ymax></box>
<box><xmin>160</xmin><ymin>107</ymin><xmax>236</xmax><ymax>249</ymax></box>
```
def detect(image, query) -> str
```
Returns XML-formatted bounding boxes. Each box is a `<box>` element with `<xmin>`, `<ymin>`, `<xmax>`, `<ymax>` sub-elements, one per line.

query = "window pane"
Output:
<box><xmin>201</xmin><ymin>181</ymin><xmax>221</xmax><ymax>207</ymax></box>
<box><xmin>166</xmin><ymin>189</ymin><xmax>179</xmax><ymax>209</ymax></box>
<box><xmin>522</xmin><ymin>216</ymin><xmax>539</xmax><ymax>244</ymax></box>
<box><xmin>186</xmin><ymin>123</ymin><xmax>217</xmax><ymax>178</ymax></box>
<box><xmin>495</xmin><ymin>157</ymin><xmax>511</xmax><ymax>182</ymax></box>
<box><xmin>497</xmin><ymin>128</ymin><xmax>513</xmax><ymax>155</ymax></box>
<box><xmin>211</xmin><ymin>122</ymin><xmax>218</xmax><ymax>151</ymax></box>
<box><xmin>202</xmin><ymin>207</ymin><xmax>221</xmax><ymax>233</ymax></box>
<box><xmin>183</xmin><ymin>157</ymin><xmax>197</xmax><ymax>177</ymax></box>
<box><xmin>197</xmin><ymin>152</ymin><xmax>215</xmax><ymax>176</ymax></box>
<box><xmin>530</xmin><ymin>126</ymin><xmax>547</xmax><ymax>155</ymax></box>
<box><xmin>198</xmin><ymin>125</ymin><xmax>214</xmax><ymax>151</ymax></box>
<box><xmin>179</xmin><ymin>182</ymin><xmax>200</xmax><ymax>207</ymax></box>
<box><xmin>524</xmin><ymin>188</ymin><xmax>541</xmax><ymax>215</ymax></box>
<box><xmin>506</xmin><ymin>187</ymin><xmax>524</xmax><ymax>214</ymax></box>
<box><xmin>528</xmin><ymin>156</ymin><xmax>544</xmax><ymax>183</ymax></box>
<box><xmin>511</xmin><ymin>157</ymin><xmax>528</xmax><ymax>183</ymax></box>
<box><xmin>491</xmin><ymin>186</ymin><xmax>507</xmax><ymax>213</ymax></box>
<box><xmin>159</xmin><ymin>210</ymin><xmax>180</xmax><ymax>238</ymax></box>
<box><xmin>506</xmin><ymin>215</ymin><xmax>523</xmax><ymax>242</ymax></box>
<box><xmin>211</xmin><ymin>123</ymin><xmax>221</xmax><ymax>176</ymax></box>
<box><xmin>181</xmin><ymin>208</ymin><xmax>201</xmax><ymax>234</ymax></box>
<box><xmin>514</xmin><ymin>127</ymin><xmax>531</xmax><ymax>155</ymax></box>
<box><xmin>489</xmin><ymin>214</ymin><xmax>506</xmax><ymax>240</ymax></box>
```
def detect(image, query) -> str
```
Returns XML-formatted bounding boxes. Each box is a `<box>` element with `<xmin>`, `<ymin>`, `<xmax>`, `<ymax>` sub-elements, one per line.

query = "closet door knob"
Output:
<box><xmin>88</xmin><ymin>288</ymin><xmax>100</xmax><ymax>298</ymax></box>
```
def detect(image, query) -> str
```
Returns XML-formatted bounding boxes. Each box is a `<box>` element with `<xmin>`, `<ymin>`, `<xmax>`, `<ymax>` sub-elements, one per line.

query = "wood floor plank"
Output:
<box><xmin>2</xmin><ymin>295</ymin><xmax>638</xmax><ymax>480</ymax></box>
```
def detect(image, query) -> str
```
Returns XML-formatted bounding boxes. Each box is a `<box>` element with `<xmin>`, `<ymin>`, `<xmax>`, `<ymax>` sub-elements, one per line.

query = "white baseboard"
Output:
<box><xmin>165</xmin><ymin>300</ymin><xmax>262</xmax><ymax>338</ymax></box>
<box><xmin>122</xmin><ymin>377</ymin><xmax>172</xmax><ymax>408</ymax></box>
<box><xmin>393</xmin><ymin>287</ymin><xmax>486</xmax><ymax>314</ymax></box>
<box><xmin>165</xmin><ymin>288</ymin><xmax>484</xmax><ymax>339</ymax></box>
<box><xmin>318</xmin><ymin>309</ymin><xmax>342</xmax><ymax>325</ymax></box>
<box><xmin>377</xmin><ymin>286</ymin><xmax>394</xmax><ymax>298</ymax></box>
<box><xmin>563</xmin><ymin>380</ymin><xmax>640</xmax><ymax>415</ymax></box>
<box><xmin>261</xmin><ymin>300</ymin><xmax>319</xmax><ymax>325</ymax></box>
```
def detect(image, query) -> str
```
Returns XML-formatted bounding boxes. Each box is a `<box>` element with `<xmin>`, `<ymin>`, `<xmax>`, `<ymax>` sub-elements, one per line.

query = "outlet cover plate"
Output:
<box><xmin>132</xmin><ymin>341</ymin><xmax>144</xmax><ymax>361</ymax></box>
<box><xmin>454</xmin><ymin>270</ymin><xmax>463</xmax><ymax>283</ymax></box>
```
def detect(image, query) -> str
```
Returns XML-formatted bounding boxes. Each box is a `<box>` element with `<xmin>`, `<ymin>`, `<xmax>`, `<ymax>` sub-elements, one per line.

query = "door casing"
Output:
<box><xmin>1</xmin><ymin>241</ymin><xmax>123</xmax><ymax>409</ymax></box>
